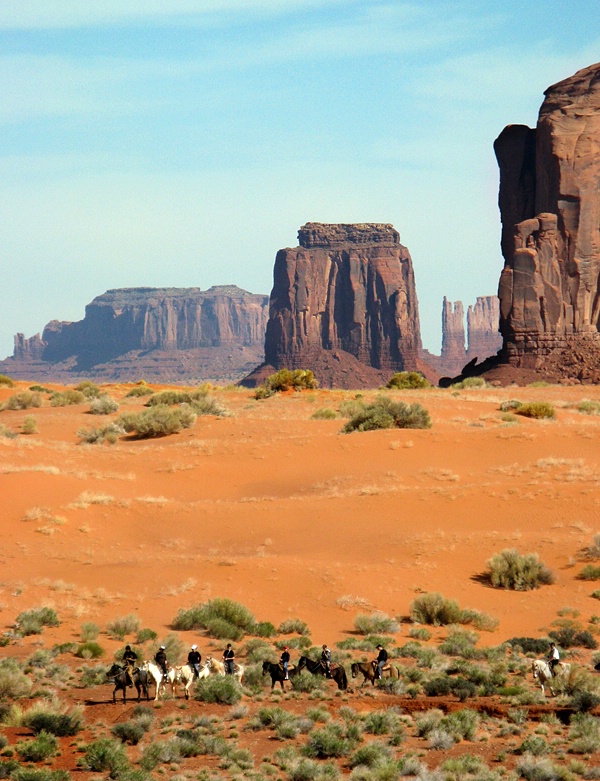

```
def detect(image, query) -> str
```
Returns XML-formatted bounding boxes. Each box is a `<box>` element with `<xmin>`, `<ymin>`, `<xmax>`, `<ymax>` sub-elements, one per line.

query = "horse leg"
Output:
<box><xmin>136</xmin><ymin>683</ymin><xmax>141</xmax><ymax>703</ymax></box>
<box><xmin>112</xmin><ymin>685</ymin><xmax>117</xmax><ymax>705</ymax></box>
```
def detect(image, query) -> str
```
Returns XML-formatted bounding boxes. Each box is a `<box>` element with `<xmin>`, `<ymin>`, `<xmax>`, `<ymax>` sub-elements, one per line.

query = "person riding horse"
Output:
<box><xmin>187</xmin><ymin>644</ymin><xmax>202</xmax><ymax>678</ymax></box>
<box><xmin>223</xmin><ymin>643</ymin><xmax>235</xmax><ymax>675</ymax></box>
<box><xmin>123</xmin><ymin>644</ymin><xmax>138</xmax><ymax>687</ymax></box>
<box><xmin>280</xmin><ymin>647</ymin><xmax>290</xmax><ymax>681</ymax></box>
<box><xmin>155</xmin><ymin>646</ymin><xmax>168</xmax><ymax>681</ymax></box>
<box><xmin>548</xmin><ymin>642</ymin><xmax>560</xmax><ymax>676</ymax></box>
<box><xmin>321</xmin><ymin>644</ymin><xmax>332</xmax><ymax>678</ymax></box>
<box><xmin>374</xmin><ymin>644</ymin><xmax>388</xmax><ymax>680</ymax></box>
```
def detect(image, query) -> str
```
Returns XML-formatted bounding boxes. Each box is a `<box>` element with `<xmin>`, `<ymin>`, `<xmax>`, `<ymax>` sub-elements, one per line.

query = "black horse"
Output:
<box><xmin>261</xmin><ymin>660</ymin><xmax>298</xmax><ymax>690</ymax></box>
<box><xmin>106</xmin><ymin>663</ymin><xmax>151</xmax><ymax>704</ymax></box>
<box><xmin>297</xmin><ymin>655</ymin><xmax>348</xmax><ymax>690</ymax></box>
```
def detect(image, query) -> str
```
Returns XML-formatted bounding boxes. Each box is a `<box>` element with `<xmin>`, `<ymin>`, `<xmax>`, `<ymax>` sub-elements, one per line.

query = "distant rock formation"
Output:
<box><xmin>493</xmin><ymin>61</ymin><xmax>600</xmax><ymax>382</ymax></box>
<box><xmin>243</xmin><ymin>223</ymin><xmax>423</xmax><ymax>388</ymax></box>
<box><xmin>420</xmin><ymin>296</ymin><xmax>501</xmax><ymax>378</ymax></box>
<box><xmin>1</xmin><ymin>286</ymin><xmax>269</xmax><ymax>384</ymax></box>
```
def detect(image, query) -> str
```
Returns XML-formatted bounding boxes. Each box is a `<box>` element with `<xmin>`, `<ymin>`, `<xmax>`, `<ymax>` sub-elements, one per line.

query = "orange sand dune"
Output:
<box><xmin>1</xmin><ymin>381</ymin><xmax>600</xmax><ymax>657</ymax></box>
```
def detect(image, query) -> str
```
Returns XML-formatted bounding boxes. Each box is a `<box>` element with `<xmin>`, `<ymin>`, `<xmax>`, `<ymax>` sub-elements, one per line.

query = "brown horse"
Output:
<box><xmin>297</xmin><ymin>656</ymin><xmax>348</xmax><ymax>690</ymax></box>
<box><xmin>350</xmin><ymin>660</ymin><xmax>400</xmax><ymax>687</ymax></box>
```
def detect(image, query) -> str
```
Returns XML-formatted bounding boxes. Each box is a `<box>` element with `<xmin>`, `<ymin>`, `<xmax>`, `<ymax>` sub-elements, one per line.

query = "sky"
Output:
<box><xmin>1</xmin><ymin>0</ymin><xmax>599</xmax><ymax>359</ymax></box>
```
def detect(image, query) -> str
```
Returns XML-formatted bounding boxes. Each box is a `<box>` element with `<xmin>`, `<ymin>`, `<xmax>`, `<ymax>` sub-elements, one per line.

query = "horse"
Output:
<box><xmin>261</xmin><ymin>660</ymin><xmax>297</xmax><ymax>690</ymax></box>
<box><xmin>350</xmin><ymin>660</ymin><xmax>401</xmax><ymax>687</ymax></box>
<box><xmin>297</xmin><ymin>655</ymin><xmax>348</xmax><ymax>690</ymax></box>
<box><xmin>532</xmin><ymin>659</ymin><xmax>571</xmax><ymax>696</ymax></box>
<box><xmin>172</xmin><ymin>660</ymin><xmax>210</xmax><ymax>699</ymax></box>
<box><xmin>142</xmin><ymin>660</ymin><xmax>176</xmax><ymax>700</ymax></box>
<box><xmin>205</xmin><ymin>655</ymin><xmax>245</xmax><ymax>685</ymax></box>
<box><xmin>106</xmin><ymin>663</ymin><xmax>150</xmax><ymax>704</ymax></box>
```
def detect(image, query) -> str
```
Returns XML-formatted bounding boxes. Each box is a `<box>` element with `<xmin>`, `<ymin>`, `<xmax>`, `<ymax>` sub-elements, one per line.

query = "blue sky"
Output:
<box><xmin>1</xmin><ymin>0</ymin><xmax>598</xmax><ymax>359</ymax></box>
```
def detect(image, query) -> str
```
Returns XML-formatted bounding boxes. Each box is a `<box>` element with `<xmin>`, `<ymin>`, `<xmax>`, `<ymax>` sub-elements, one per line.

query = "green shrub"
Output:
<box><xmin>136</xmin><ymin>628</ymin><xmax>157</xmax><ymax>644</ymax></box>
<box><xmin>499</xmin><ymin>399</ymin><xmax>522</xmax><ymax>412</ymax></box>
<box><xmin>89</xmin><ymin>395</ymin><xmax>119</xmax><ymax>414</ymax></box>
<box><xmin>505</xmin><ymin>637</ymin><xmax>549</xmax><ymax>655</ymax></box>
<box><xmin>450</xmin><ymin>377</ymin><xmax>486</xmax><ymax>389</ymax></box>
<box><xmin>194</xmin><ymin>675</ymin><xmax>242</xmax><ymax>704</ymax></box>
<box><xmin>79</xmin><ymin>737</ymin><xmax>129</xmax><ymax>776</ymax></box>
<box><xmin>304</xmin><ymin>724</ymin><xmax>357</xmax><ymax>758</ymax></box>
<box><xmin>0</xmin><ymin>658</ymin><xmax>32</xmax><ymax>700</ymax></box>
<box><xmin>125</xmin><ymin>383</ymin><xmax>154</xmax><ymax>398</ymax></box>
<box><xmin>410</xmin><ymin>593</ymin><xmax>463</xmax><ymax>625</ymax></box>
<box><xmin>0</xmin><ymin>425</ymin><xmax>16</xmax><ymax>439</ymax></box>
<box><xmin>250</xmin><ymin>621</ymin><xmax>277</xmax><ymax>638</ymax></box>
<box><xmin>173</xmin><ymin>598</ymin><xmax>255</xmax><ymax>633</ymax></box>
<box><xmin>386</xmin><ymin>371</ymin><xmax>431</xmax><ymax>390</ymax></box>
<box><xmin>578</xmin><ymin>564</ymin><xmax>600</xmax><ymax>581</ymax></box>
<box><xmin>515</xmin><ymin>402</ymin><xmax>556</xmax><ymax>419</ymax></box>
<box><xmin>3</xmin><ymin>391</ymin><xmax>42</xmax><ymax>410</ymax></box>
<box><xmin>16</xmin><ymin>607</ymin><xmax>60</xmax><ymax>635</ymax></box>
<box><xmin>80</xmin><ymin>622</ymin><xmax>99</xmax><ymax>642</ymax></box>
<box><xmin>77</xmin><ymin>422</ymin><xmax>124</xmax><ymax>444</ymax></box>
<box><xmin>570</xmin><ymin>690</ymin><xmax>600</xmax><ymax>714</ymax></box>
<box><xmin>362</xmin><ymin>709</ymin><xmax>402</xmax><ymax>736</ymax></box>
<box><xmin>577</xmin><ymin>400</ymin><xmax>600</xmax><ymax>415</ymax></box>
<box><xmin>80</xmin><ymin>665</ymin><xmax>109</xmax><ymax>687</ymax></box>
<box><xmin>569</xmin><ymin>712</ymin><xmax>600</xmax><ymax>753</ymax></box>
<box><xmin>75</xmin><ymin>641</ymin><xmax>104</xmax><ymax>659</ymax></box>
<box><xmin>16</xmin><ymin>731</ymin><xmax>59</xmax><ymax>762</ymax></box>
<box><xmin>485</xmin><ymin>549</ymin><xmax>555</xmax><ymax>590</ymax></box>
<box><xmin>106</xmin><ymin>614</ymin><xmax>141</xmax><ymax>640</ymax></box>
<box><xmin>21</xmin><ymin>416</ymin><xmax>38</xmax><ymax>435</ymax></box>
<box><xmin>112</xmin><ymin>716</ymin><xmax>151</xmax><ymax>745</ymax></box>
<box><xmin>349</xmin><ymin>741</ymin><xmax>393</xmax><ymax>768</ymax></box>
<box><xmin>29</xmin><ymin>385</ymin><xmax>50</xmax><ymax>393</ymax></box>
<box><xmin>354</xmin><ymin>613</ymin><xmax>399</xmax><ymax>635</ymax></box>
<box><xmin>0</xmin><ymin>375</ymin><xmax>14</xmax><ymax>387</ymax></box>
<box><xmin>311</xmin><ymin>408</ymin><xmax>338</xmax><ymax>420</ymax></box>
<box><xmin>151</xmin><ymin>633</ymin><xmax>183</xmax><ymax>665</ymax></box>
<box><xmin>255</xmin><ymin>369</ymin><xmax>318</xmax><ymax>399</ymax></box>
<box><xmin>549</xmin><ymin>625</ymin><xmax>597</xmax><ymax>649</ymax></box>
<box><xmin>188</xmin><ymin>396</ymin><xmax>229</xmax><ymax>417</ymax></box>
<box><xmin>146</xmin><ymin>388</ymin><xmax>210</xmax><ymax>406</ymax></box>
<box><xmin>338</xmin><ymin>399</ymin><xmax>366</xmax><ymax>418</ymax></box>
<box><xmin>278</xmin><ymin>618</ymin><xmax>311</xmax><ymax>635</ymax></box>
<box><xmin>24</xmin><ymin>703</ymin><xmax>83</xmax><ymax>737</ymax></box>
<box><xmin>118</xmin><ymin>405</ymin><xmax>196</xmax><ymax>437</ymax></box>
<box><xmin>50</xmin><ymin>390</ymin><xmax>85</xmax><ymax>406</ymax></box>
<box><xmin>342</xmin><ymin>396</ymin><xmax>431</xmax><ymax>433</ymax></box>
<box><xmin>75</xmin><ymin>381</ymin><xmax>101</xmax><ymax>399</ymax></box>
<box><xmin>291</xmin><ymin>671</ymin><xmax>327</xmax><ymax>694</ymax></box>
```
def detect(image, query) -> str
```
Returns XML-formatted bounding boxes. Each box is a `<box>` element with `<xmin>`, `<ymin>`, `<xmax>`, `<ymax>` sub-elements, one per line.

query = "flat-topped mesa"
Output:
<box><xmin>259</xmin><ymin>222</ymin><xmax>422</xmax><ymax>388</ymax></box>
<box><xmin>495</xmin><ymin>62</ymin><xmax>600</xmax><ymax>371</ymax></box>
<box><xmin>298</xmin><ymin>222</ymin><xmax>400</xmax><ymax>249</ymax></box>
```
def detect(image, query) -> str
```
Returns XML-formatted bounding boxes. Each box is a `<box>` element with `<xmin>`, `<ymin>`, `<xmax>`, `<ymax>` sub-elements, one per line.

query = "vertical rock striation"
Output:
<box><xmin>467</xmin><ymin>296</ymin><xmax>502</xmax><ymax>361</ymax></box>
<box><xmin>441</xmin><ymin>298</ymin><xmax>466</xmax><ymax>368</ymax></box>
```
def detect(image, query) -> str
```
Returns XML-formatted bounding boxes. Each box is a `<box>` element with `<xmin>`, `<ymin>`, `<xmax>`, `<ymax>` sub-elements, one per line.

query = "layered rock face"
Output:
<box><xmin>3</xmin><ymin>286</ymin><xmax>269</xmax><ymax>383</ymax></box>
<box><xmin>495</xmin><ymin>62</ymin><xmax>600</xmax><ymax>373</ymax></box>
<box><xmin>467</xmin><ymin>296</ymin><xmax>502</xmax><ymax>361</ymax></box>
<box><xmin>256</xmin><ymin>223</ymin><xmax>422</xmax><ymax>388</ymax></box>
<box><xmin>440</xmin><ymin>298</ymin><xmax>466</xmax><ymax>369</ymax></box>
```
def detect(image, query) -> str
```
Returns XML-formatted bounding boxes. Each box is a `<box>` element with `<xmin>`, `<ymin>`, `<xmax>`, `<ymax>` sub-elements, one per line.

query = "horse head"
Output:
<box><xmin>107</xmin><ymin>663</ymin><xmax>123</xmax><ymax>679</ymax></box>
<box><xmin>297</xmin><ymin>656</ymin><xmax>307</xmax><ymax>670</ymax></box>
<box><xmin>261</xmin><ymin>661</ymin><xmax>270</xmax><ymax>676</ymax></box>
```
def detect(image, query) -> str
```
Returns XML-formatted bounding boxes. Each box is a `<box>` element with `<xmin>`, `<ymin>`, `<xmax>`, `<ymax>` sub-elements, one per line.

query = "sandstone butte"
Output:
<box><xmin>487</xmin><ymin>60</ymin><xmax>600</xmax><ymax>384</ymax></box>
<box><xmin>243</xmin><ymin>222</ymin><xmax>426</xmax><ymax>389</ymax></box>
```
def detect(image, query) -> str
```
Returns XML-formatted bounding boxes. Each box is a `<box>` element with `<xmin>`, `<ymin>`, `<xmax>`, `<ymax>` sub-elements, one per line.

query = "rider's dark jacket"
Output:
<box><xmin>280</xmin><ymin>650</ymin><xmax>290</xmax><ymax>664</ymax></box>
<box><xmin>155</xmin><ymin>650</ymin><xmax>167</xmax><ymax>667</ymax></box>
<box><xmin>188</xmin><ymin>650</ymin><xmax>201</xmax><ymax>666</ymax></box>
<box><xmin>123</xmin><ymin>649</ymin><xmax>137</xmax><ymax>666</ymax></box>
<box><xmin>376</xmin><ymin>648</ymin><xmax>388</xmax><ymax>663</ymax></box>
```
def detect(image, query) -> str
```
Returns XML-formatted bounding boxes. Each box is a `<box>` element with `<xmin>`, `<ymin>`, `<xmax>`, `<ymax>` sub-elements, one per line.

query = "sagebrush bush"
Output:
<box><xmin>79</xmin><ymin>665</ymin><xmax>109</xmax><ymax>688</ymax></box>
<box><xmin>79</xmin><ymin>737</ymin><xmax>129</xmax><ymax>775</ymax></box>
<box><xmin>146</xmin><ymin>388</ymin><xmax>211</xmax><ymax>406</ymax></box>
<box><xmin>499</xmin><ymin>399</ymin><xmax>522</xmax><ymax>412</ymax></box>
<box><xmin>2</xmin><ymin>391</ymin><xmax>42</xmax><ymax>410</ymax></box>
<box><xmin>569</xmin><ymin>713</ymin><xmax>600</xmax><ymax>753</ymax></box>
<box><xmin>342</xmin><ymin>396</ymin><xmax>431</xmax><ymax>433</ymax></box>
<box><xmin>173</xmin><ymin>598</ymin><xmax>255</xmax><ymax>636</ymax></box>
<box><xmin>386</xmin><ymin>371</ymin><xmax>431</xmax><ymax>390</ymax></box>
<box><xmin>80</xmin><ymin>622</ymin><xmax>99</xmax><ymax>642</ymax></box>
<box><xmin>50</xmin><ymin>390</ymin><xmax>85</xmax><ymax>407</ymax></box>
<box><xmin>278</xmin><ymin>618</ymin><xmax>311</xmax><ymax>636</ymax></box>
<box><xmin>450</xmin><ymin>377</ymin><xmax>486</xmax><ymax>389</ymax></box>
<box><xmin>16</xmin><ymin>607</ymin><xmax>60</xmax><ymax>635</ymax></box>
<box><xmin>485</xmin><ymin>549</ymin><xmax>555</xmax><ymax>590</ymax></box>
<box><xmin>21</xmin><ymin>416</ymin><xmax>38</xmax><ymax>435</ymax></box>
<box><xmin>410</xmin><ymin>593</ymin><xmax>464</xmax><ymax>626</ymax></box>
<box><xmin>353</xmin><ymin>612</ymin><xmax>399</xmax><ymax>635</ymax></box>
<box><xmin>292</xmin><ymin>671</ymin><xmax>327</xmax><ymax>694</ymax></box>
<box><xmin>0</xmin><ymin>659</ymin><xmax>32</xmax><ymax>700</ymax></box>
<box><xmin>311</xmin><ymin>408</ymin><xmax>338</xmax><ymax>420</ymax></box>
<box><xmin>0</xmin><ymin>424</ymin><xmax>17</xmax><ymax>439</ymax></box>
<box><xmin>135</xmin><ymin>627</ymin><xmax>157</xmax><ymax>644</ymax></box>
<box><xmin>577</xmin><ymin>400</ymin><xmax>600</xmax><ymax>415</ymax></box>
<box><xmin>506</xmin><ymin>637</ymin><xmax>550</xmax><ymax>655</ymax></box>
<box><xmin>117</xmin><ymin>405</ymin><xmax>196</xmax><ymax>437</ymax></box>
<box><xmin>77</xmin><ymin>422</ymin><xmax>124</xmax><ymax>445</ymax></box>
<box><xmin>89</xmin><ymin>395</ymin><xmax>119</xmax><ymax>415</ymax></box>
<box><xmin>578</xmin><ymin>564</ymin><xmax>600</xmax><ymax>581</ymax></box>
<box><xmin>15</xmin><ymin>731</ymin><xmax>59</xmax><ymax>763</ymax></box>
<box><xmin>0</xmin><ymin>374</ymin><xmax>14</xmax><ymax>387</ymax></box>
<box><xmin>194</xmin><ymin>675</ymin><xmax>242</xmax><ymax>704</ymax></box>
<box><xmin>304</xmin><ymin>723</ymin><xmax>357</xmax><ymax>758</ymax></box>
<box><xmin>74</xmin><ymin>381</ymin><xmax>101</xmax><ymax>399</ymax></box>
<box><xmin>125</xmin><ymin>383</ymin><xmax>154</xmax><ymax>398</ymax></box>
<box><xmin>23</xmin><ymin>702</ymin><xmax>83</xmax><ymax>737</ymax></box>
<box><xmin>106</xmin><ymin>614</ymin><xmax>141</xmax><ymax>640</ymax></box>
<box><xmin>75</xmin><ymin>642</ymin><xmax>104</xmax><ymax>659</ymax></box>
<box><xmin>255</xmin><ymin>369</ymin><xmax>318</xmax><ymax>399</ymax></box>
<box><xmin>349</xmin><ymin>740</ymin><xmax>393</xmax><ymax>768</ymax></box>
<box><xmin>515</xmin><ymin>402</ymin><xmax>556</xmax><ymax>419</ymax></box>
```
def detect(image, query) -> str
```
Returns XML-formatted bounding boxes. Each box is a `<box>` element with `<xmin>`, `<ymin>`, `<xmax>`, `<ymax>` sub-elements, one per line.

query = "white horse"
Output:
<box><xmin>173</xmin><ymin>660</ymin><xmax>210</xmax><ymax>699</ymax></box>
<box><xmin>142</xmin><ymin>660</ymin><xmax>176</xmax><ymax>700</ymax></box>
<box><xmin>532</xmin><ymin>659</ymin><xmax>571</xmax><ymax>696</ymax></box>
<box><xmin>205</xmin><ymin>655</ymin><xmax>244</xmax><ymax>685</ymax></box>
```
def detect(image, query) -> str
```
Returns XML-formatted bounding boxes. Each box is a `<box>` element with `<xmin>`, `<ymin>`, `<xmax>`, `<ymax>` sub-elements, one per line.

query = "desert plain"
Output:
<box><xmin>1</xmin><ymin>378</ymin><xmax>600</xmax><ymax>778</ymax></box>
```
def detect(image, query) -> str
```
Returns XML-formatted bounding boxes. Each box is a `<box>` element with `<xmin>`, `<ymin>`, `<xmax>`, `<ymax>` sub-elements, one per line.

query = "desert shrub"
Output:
<box><xmin>410</xmin><ymin>593</ymin><xmax>463</xmax><ymax>625</ymax></box>
<box><xmin>0</xmin><ymin>425</ymin><xmax>16</xmax><ymax>439</ymax></box>
<box><xmin>438</xmin><ymin>627</ymin><xmax>479</xmax><ymax>657</ymax></box>
<box><xmin>338</xmin><ymin>399</ymin><xmax>366</xmax><ymax>419</ymax></box>
<box><xmin>194</xmin><ymin>675</ymin><xmax>242</xmax><ymax>704</ymax></box>
<box><xmin>89</xmin><ymin>395</ymin><xmax>119</xmax><ymax>415</ymax></box>
<box><xmin>21</xmin><ymin>416</ymin><xmax>38</xmax><ymax>435</ymax></box>
<box><xmin>428</xmin><ymin>729</ymin><xmax>454</xmax><ymax>750</ymax></box>
<box><xmin>517</xmin><ymin>736</ymin><xmax>550</xmax><ymax>756</ymax></box>
<box><xmin>569</xmin><ymin>713</ymin><xmax>600</xmax><ymax>753</ymax></box>
<box><xmin>288</xmin><ymin>758</ymin><xmax>340</xmax><ymax>781</ymax></box>
<box><xmin>570</xmin><ymin>690</ymin><xmax>600</xmax><ymax>714</ymax></box>
<box><xmin>441</xmin><ymin>754</ymin><xmax>495</xmax><ymax>781</ymax></box>
<box><xmin>124</xmin><ymin>382</ymin><xmax>154</xmax><ymax>398</ymax></box>
<box><xmin>188</xmin><ymin>396</ymin><xmax>229</xmax><ymax>417</ymax></box>
<box><xmin>3</xmin><ymin>391</ymin><xmax>42</xmax><ymax>410</ymax></box>
<box><xmin>112</xmin><ymin>712</ymin><xmax>152</xmax><ymax>745</ymax></box>
<box><xmin>506</xmin><ymin>637</ymin><xmax>550</xmax><ymax>655</ymax></box>
<box><xmin>136</xmin><ymin>628</ymin><xmax>157</xmax><ymax>644</ymax></box>
<box><xmin>441</xmin><ymin>708</ymin><xmax>479</xmax><ymax>741</ymax></box>
<box><xmin>7</xmin><ymin>769</ymin><xmax>71</xmax><ymax>781</ymax></box>
<box><xmin>80</xmin><ymin>737</ymin><xmax>129</xmax><ymax>776</ymax></box>
<box><xmin>276</xmin><ymin>636</ymin><xmax>312</xmax><ymax>651</ymax></box>
<box><xmin>304</xmin><ymin>724</ymin><xmax>357</xmax><ymax>758</ymax></box>
<box><xmin>424</xmin><ymin>676</ymin><xmax>477</xmax><ymax>700</ymax></box>
<box><xmin>408</xmin><ymin>627</ymin><xmax>431</xmax><ymax>641</ymax></box>
<box><xmin>250</xmin><ymin>621</ymin><xmax>277</xmax><ymax>638</ymax></box>
<box><xmin>255</xmin><ymin>369</ymin><xmax>318</xmax><ymax>399</ymax></box>
<box><xmin>118</xmin><ymin>405</ymin><xmax>196</xmax><ymax>437</ymax></box>
<box><xmin>349</xmin><ymin>741</ymin><xmax>393</xmax><ymax>768</ymax></box>
<box><xmin>173</xmin><ymin>598</ymin><xmax>255</xmax><ymax>635</ymax></box>
<box><xmin>342</xmin><ymin>396</ymin><xmax>431</xmax><ymax>433</ymax></box>
<box><xmin>485</xmin><ymin>549</ymin><xmax>555</xmax><ymax>590</ymax></box>
<box><xmin>311</xmin><ymin>408</ymin><xmax>338</xmax><ymax>420</ymax></box>
<box><xmin>80</xmin><ymin>622</ymin><xmax>99</xmax><ymax>642</ymax></box>
<box><xmin>415</xmin><ymin>709</ymin><xmax>444</xmax><ymax>738</ymax></box>
<box><xmin>16</xmin><ymin>607</ymin><xmax>60</xmax><ymax>635</ymax></box>
<box><xmin>24</xmin><ymin>703</ymin><xmax>83</xmax><ymax>737</ymax></box>
<box><xmin>499</xmin><ymin>399</ymin><xmax>522</xmax><ymax>412</ymax></box>
<box><xmin>386</xmin><ymin>371</ymin><xmax>431</xmax><ymax>390</ymax></box>
<box><xmin>451</xmin><ymin>377</ymin><xmax>486</xmax><ymax>389</ymax></box>
<box><xmin>106</xmin><ymin>614</ymin><xmax>141</xmax><ymax>640</ymax></box>
<box><xmin>279</xmin><ymin>618</ymin><xmax>310</xmax><ymax>635</ymax></box>
<box><xmin>460</xmin><ymin>608</ymin><xmax>499</xmax><ymax>632</ymax></box>
<box><xmin>515</xmin><ymin>402</ymin><xmax>556</xmax><ymax>419</ymax></box>
<box><xmin>75</xmin><ymin>381</ymin><xmax>101</xmax><ymax>399</ymax></box>
<box><xmin>50</xmin><ymin>389</ymin><xmax>85</xmax><ymax>406</ymax></box>
<box><xmin>578</xmin><ymin>565</ymin><xmax>600</xmax><ymax>581</ymax></box>
<box><xmin>516</xmin><ymin>756</ymin><xmax>566</xmax><ymax>781</ymax></box>
<box><xmin>291</xmin><ymin>671</ymin><xmax>327</xmax><ymax>693</ymax></box>
<box><xmin>362</xmin><ymin>709</ymin><xmax>402</xmax><ymax>736</ymax></box>
<box><xmin>79</xmin><ymin>664</ymin><xmax>109</xmax><ymax>687</ymax></box>
<box><xmin>242</xmin><ymin>638</ymin><xmax>274</xmax><ymax>664</ymax></box>
<box><xmin>145</xmin><ymin>388</ymin><xmax>207</xmax><ymax>406</ymax></box>
<box><xmin>75</xmin><ymin>641</ymin><xmax>104</xmax><ymax>659</ymax></box>
<box><xmin>577</xmin><ymin>400</ymin><xmax>600</xmax><ymax>415</ymax></box>
<box><xmin>0</xmin><ymin>659</ymin><xmax>32</xmax><ymax>700</ymax></box>
<box><xmin>549</xmin><ymin>625</ymin><xmax>597</xmax><ymax>649</ymax></box>
<box><xmin>77</xmin><ymin>422</ymin><xmax>124</xmax><ymax>444</ymax></box>
<box><xmin>354</xmin><ymin>612</ymin><xmax>399</xmax><ymax>635</ymax></box>
<box><xmin>0</xmin><ymin>375</ymin><xmax>14</xmax><ymax>387</ymax></box>
<box><xmin>16</xmin><ymin>731</ymin><xmax>59</xmax><ymax>762</ymax></box>
<box><xmin>150</xmin><ymin>633</ymin><xmax>183</xmax><ymax>665</ymax></box>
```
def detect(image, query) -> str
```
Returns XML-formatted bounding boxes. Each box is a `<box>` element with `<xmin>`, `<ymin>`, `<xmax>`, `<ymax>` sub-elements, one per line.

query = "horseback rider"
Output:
<box><xmin>280</xmin><ymin>646</ymin><xmax>290</xmax><ymax>681</ymax></box>
<box><xmin>548</xmin><ymin>642</ymin><xmax>560</xmax><ymax>676</ymax></box>
<box><xmin>321</xmin><ymin>644</ymin><xmax>332</xmax><ymax>678</ymax></box>
<box><xmin>223</xmin><ymin>643</ymin><xmax>235</xmax><ymax>675</ymax></box>
<box><xmin>155</xmin><ymin>645</ymin><xmax>168</xmax><ymax>680</ymax></box>
<box><xmin>374</xmin><ymin>644</ymin><xmax>388</xmax><ymax>680</ymax></box>
<box><xmin>122</xmin><ymin>644</ymin><xmax>137</xmax><ymax>687</ymax></box>
<box><xmin>187</xmin><ymin>644</ymin><xmax>202</xmax><ymax>678</ymax></box>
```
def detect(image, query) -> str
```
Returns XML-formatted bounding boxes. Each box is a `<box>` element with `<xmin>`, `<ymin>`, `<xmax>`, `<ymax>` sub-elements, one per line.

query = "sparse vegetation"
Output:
<box><xmin>2</xmin><ymin>391</ymin><xmax>43</xmax><ymax>411</ymax></box>
<box><xmin>386</xmin><ymin>371</ymin><xmax>431</xmax><ymax>389</ymax></box>
<box><xmin>194</xmin><ymin>675</ymin><xmax>243</xmax><ymax>704</ymax></box>
<box><xmin>21</xmin><ymin>416</ymin><xmax>38</xmax><ymax>434</ymax></box>
<box><xmin>0</xmin><ymin>374</ymin><xmax>14</xmax><ymax>387</ymax></box>
<box><xmin>106</xmin><ymin>614</ymin><xmax>141</xmax><ymax>640</ymax></box>
<box><xmin>515</xmin><ymin>401</ymin><xmax>556</xmax><ymax>419</ymax></box>
<box><xmin>117</xmin><ymin>405</ymin><xmax>197</xmax><ymax>437</ymax></box>
<box><xmin>89</xmin><ymin>395</ymin><xmax>119</xmax><ymax>414</ymax></box>
<box><xmin>173</xmin><ymin>598</ymin><xmax>255</xmax><ymax>640</ymax></box>
<box><xmin>75</xmin><ymin>381</ymin><xmax>101</xmax><ymax>399</ymax></box>
<box><xmin>485</xmin><ymin>549</ymin><xmax>555</xmax><ymax>590</ymax></box>
<box><xmin>77</xmin><ymin>422</ymin><xmax>124</xmax><ymax>444</ymax></box>
<box><xmin>255</xmin><ymin>369</ymin><xmax>318</xmax><ymax>399</ymax></box>
<box><xmin>342</xmin><ymin>396</ymin><xmax>431</xmax><ymax>433</ymax></box>
<box><xmin>311</xmin><ymin>408</ymin><xmax>338</xmax><ymax>420</ymax></box>
<box><xmin>450</xmin><ymin>377</ymin><xmax>486</xmax><ymax>389</ymax></box>
<box><xmin>50</xmin><ymin>390</ymin><xmax>85</xmax><ymax>407</ymax></box>
<box><xmin>354</xmin><ymin>612</ymin><xmax>399</xmax><ymax>635</ymax></box>
<box><xmin>125</xmin><ymin>383</ymin><xmax>155</xmax><ymax>397</ymax></box>
<box><xmin>16</xmin><ymin>607</ymin><xmax>60</xmax><ymax>635</ymax></box>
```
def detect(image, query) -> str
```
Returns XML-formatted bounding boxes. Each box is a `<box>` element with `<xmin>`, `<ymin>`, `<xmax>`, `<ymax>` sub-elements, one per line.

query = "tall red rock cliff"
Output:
<box><xmin>494</xmin><ymin>61</ymin><xmax>600</xmax><ymax>380</ymax></box>
<box><xmin>250</xmin><ymin>223</ymin><xmax>422</xmax><ymax>388</ymax></box>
